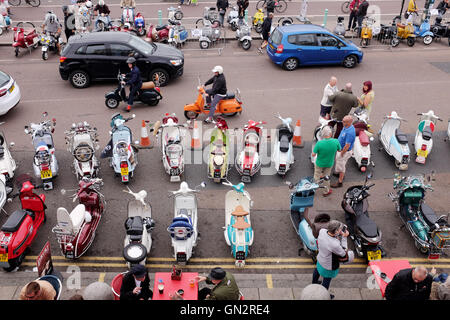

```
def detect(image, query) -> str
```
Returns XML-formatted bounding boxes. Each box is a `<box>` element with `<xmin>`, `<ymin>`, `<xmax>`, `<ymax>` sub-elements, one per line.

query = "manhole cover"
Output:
<box><xmin>430</xmin><ymin>62</ymin><xmax>450</xmax><ymax>74</ymax></box>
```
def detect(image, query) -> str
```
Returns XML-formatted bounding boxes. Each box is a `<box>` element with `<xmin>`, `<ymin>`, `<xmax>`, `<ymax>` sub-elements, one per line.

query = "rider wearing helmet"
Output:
<box><xmin>122</xmin><ymin>57</ymin><xmax>142</xmax><ymax>112</ymax></box>
<box><xmin>94</xmin><ymin>0</ymin><xmax>111</xmax><ymax>30</ymax></box>
<box><xmin>41</xmin><ymin>12</ymin><xmax>63</xmax><ymax>54</ymax></box>
<box><xmin>203</xmin><ymin>66</ymin><xmax>227</xmax><ymax>124</ymax></box>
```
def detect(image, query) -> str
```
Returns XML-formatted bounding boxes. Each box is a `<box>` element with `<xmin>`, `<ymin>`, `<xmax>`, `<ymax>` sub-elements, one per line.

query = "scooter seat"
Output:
<box><xmin>225</xmin><ymin>92</ymin><xmax>235</xmax><ymax>99</ymax></box>
<box><xmin>359</xmin><ymin>130</ymin><xmax>370</xmax><ymax>147</ymax></box>
<box><xmin>421</xmin><ymin>202</ymin><xmax>439</xmax><ymax>226</ymax></box>
<box><xmin>125</xmin><ymin>216</ymin><xmax>144</xmax><ymax>237</ymax></box>
<box><xmin>69</xmin><ymin>204</ymin><xmax>87</xmax><ymax>232</ymax></box>
<box><xmin>156</xmin><ymin>25</ymin><xmax>168</xmax><ymax>31</ymax></box>
<box><xmin>280</xmin><ymin>134</ymin><xmax>290</xmax><ymax>153</ymax></box>
<box><xmin>1</xmin><ymin>209</ymin><xmax>28</xmax><ymax>233</ymax></box>
<box><xmin>422</xmin><ymin>126</ymin><xmax>432</xmax><ymax>141</ymax></box>
<box><xmin>231</xmin><ymin>205</ymin><xmax>249</xmax><ymax>217</ymax></box>
<box><xmin>355</xmin><ymin>213</ymin><xmax>378</xmax><ymax>238</ymax></box>
<box><xmin>395</xmin><ymin>129</ymin><xmax>409</xmax><ymax>145</ymax></box>
<box><xmin>232</xmin><ymin>216</ymin><xmax>251</xmax><ymax>230</ymax></box>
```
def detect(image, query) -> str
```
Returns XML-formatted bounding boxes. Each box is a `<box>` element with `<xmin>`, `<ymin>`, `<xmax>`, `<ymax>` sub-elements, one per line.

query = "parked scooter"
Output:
<box><xmin>431</xmin><ymin>16</ymin><xmax>450</xmax><ymax>46</ymax></box>
<box><xmin>227</xmin><ymin>5</ymin><xmax>239</xmax><ymax>31</ymax></box>
<box><xmin>341</xmin><ymin>173</ymin><xmax>384</xmax><ymax>262</ymax></box>
<box><xmin>207</xmin><ymin>117</ymin><xmax>230</xmax><ymax>183</ymax></box>
<box><xmin>167</xmin><ymin>181</ymin><xmax>205</xmax><ymax>264</ymax></box>
<box><xmin>184</xmin><ymin>77</ymin><xmax>243</xmax><ymax>120</ymax></box>
<box><xmin>235</xmin><ymin>19</ymin><xmax>252</xmax><ymax>50</ymax></box>
<box><xmin>40</xmin><ymin>31</ymin><xmax>63</xmax><ymax>60</ymax></box>
<box><xmin>235</xmin><ymin>120</ymin><xmax>266</xmax><ymax>183</ymax></box>
<box><xmin>134</xmin><ymin>12</ymin><xmax>146</xmax><ymax>36</ymax></box>
<box><xmin>64</xmin><ymin>121</ymin><xmax>100</xmax><ymax>180</ymax></box>
<box><xmin>12</xmin><ymin>21</ymin><xmax>40</xmax><ymax>57</ymax></box>
<box><xmin>168</xmin><ymin>20</ymin><xmax>189</xmax><ymax>48</ymax></box>
<box><xmin>352</xmin><ymin>111</ymin><xmax>374</xmax><ymax>172</ymax></box>
<box><xmin>193</xmin><ymin>18</ymin><xmax>222</xmax><ymax>49</ymax></box>
<box><xmin>310</xmin><ymin>117</ymin><xmax>340</xmax><ymax>165</ymax></box>
<box><xmin>378</xmin><ymin>111</ymin><xmax>410</xmax><ymax>170</ymax></box>
<box><xmin>334</xmin><ymin>16</ymin><xmax>346</xmax><ymax>36</ymax></box>
<box><xmin>122</xmin><ymin>187</ymin><xmax>155</xmax><ymax>268</ymax></box>
<box><xmin>146</xmin><ymin>23</ymin><xmax>170</xmax><ymax>42</ymax></box>
<box><xmin>101</xmin><ymin>113</ymin><xmax>138</xmax><ymax>183</ymax></box>
<box><xmin>0</xmin><ymin>174</ymin><xmax>46</xmax><ymax>271</ymax></box>
<box><xmin>271</xmin><ymin>114</ymin><xmax>294</xmax><ymax>176</ymax></box>
<box><xmin>0</xmin><ymin>127</ymin><xmax>17</xmax><ymax>197</ymax></box>
<box><xmin>222</xmin><ymin>180</ymin><xmax>254</xmax><ymax>267</ymax></box>
<box><xmin>53</xmin><ymin>178</ymin><xmax>105</xmax><ymax>259</ymax></box>
<box><xmin>410</xmin><ymin>12</ymin><xmax>434</xmax><ymax>45</ymax></box>
<box><xmin>0</xmin><ymin>9</ymin><xmax>12</xmax><ymax>36</ymax></box>
<box><xmin>24</xmin><ymin>113</ymin><xmax>58</xmax><ymax>191</ymax></box>
<box><xmin>95</xmin><ymin>14</ymin><xmax>111</xmax><ymax>32</ymax></box>
<box><xmin>168</xmin><ymin>6</ymin><xmax>184</xmax><ymax>21</ymax></box>
<box><xmin>105</xmin><ymin>72</ymin><xmax>162</xmax><ymax>109</ymax></box>
<box><xmin>153</xmin><ymin>113</ymin><xmax>186</xmax><ymax>182</ymax></box>
<box><xmin>195</xmin><ymin>6</ymin><xmax>220</xmax><ymax>27</ymax></box>
<box><xmin>413</xmin><ymin>110</ymin><xmax>442</xmax><ymax>164</ymax></box>
<box><xmin>288</xmin><ymin>177</ymin><xmax>330</xmax><ymax>262</ymax></box>
<box><xmin>389</xmin><ymin>173</ymin><xmax>450</xmax><ymax>258</ymax></box>
<box><xmin>252</xmin><ymin>8</ymin><xmax>264</xmax><ymax>33</ymax></box>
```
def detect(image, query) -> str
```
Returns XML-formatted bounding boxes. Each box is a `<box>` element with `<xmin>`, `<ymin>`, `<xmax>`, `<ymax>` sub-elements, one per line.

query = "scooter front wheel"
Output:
<box><xmin>184</xmin><ymin>110</ymin><xmax>199</xmax><ymax>119</ymax></box>
<box><xmin>105</xmin><ymin>97</ymin><xmax>120</xmax><ymax>109</ymax></box>
<box><xmin>42</xmin><ymin>51</ymin><xmax>48</xmax><ymax>60</ymax></box>
<box><xmin>222</xmin><ymin>112</ymin><xmax>238</xmax><ymax>117</ymax></box>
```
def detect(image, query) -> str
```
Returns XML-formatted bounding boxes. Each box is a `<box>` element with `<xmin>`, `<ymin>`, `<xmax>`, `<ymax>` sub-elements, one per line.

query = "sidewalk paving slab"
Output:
<box><xmin>259</xmin><ymin>288</ymin><xmax>294</xmax><ymax>300</ymax></box>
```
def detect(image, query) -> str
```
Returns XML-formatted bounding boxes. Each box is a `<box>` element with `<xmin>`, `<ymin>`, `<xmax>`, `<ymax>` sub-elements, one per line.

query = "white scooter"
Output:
<box><xmin>447</xmin><ymin>119</ymin><xmax>450</xmax><ymax>142</ymax></box>
<box><xmin>227</xmin><ymin>5</ymin><xmax>239</xmax><ymax>31</ymax></box>
<box><xmin>122</xmin><ymin>187</ymin><xmax>155</xmax><ymax>268</ymax></box>
<box><xmin>101</xmin><ymin>113</ymin><xmax>138</xmax><ymax>184</ymax></box>
<box><xmin>65</xmin><ymin>121</ymin><xmax>100</xmax><ymax>180</ymax></box>
<box><xmin>413</xmin><ymin>110</ymin><xmax>442</xmax><ymax>164</ymax></box>
<box><xmin>24</xmin><ymin>113</ymin><xmax>58</xmax><ymax>190</ymax></box>
<box><xmin>222</xmin><ymin>180</ymin><xmax>254</xmax><ymax>268</ymax></box>
<box><xmin>153</xmin><ymin>113</ymin><xmax>186</xmax><ymax>182</ymax></box>
<box><xmin>0</xmin><ymin>127</ymin><xmax>16</xmax><ymax>198</ymax></box>
<box><xmin>352</xmin><ymin>111</ymin><xmax>374</xmax><ymax>172</ymax></box>
<box><xmin>167</xmin><ymin>181</ymin><xmax>205</xmax><ymax>264</ymax></box>
<box><xmin>378</xmin><ymin>111</ymin><xmax>410</xmax><ymax>170</ymax></box>
<box><xmin>271</xmin><ymin>114</ymin><xmax>294</xmax><ymax>176</ymax></box>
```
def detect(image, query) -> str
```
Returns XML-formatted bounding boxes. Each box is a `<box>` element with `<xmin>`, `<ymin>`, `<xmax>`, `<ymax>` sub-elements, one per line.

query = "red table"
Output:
<box><xmin>152</xmin><ymin>272</ymin><xmax>199</xmax><ymax>300</ymax></box>
<box><xmin>369</xmin><ymin>259</ymin><xmax>412</xmax><ymax>297</ymax></box>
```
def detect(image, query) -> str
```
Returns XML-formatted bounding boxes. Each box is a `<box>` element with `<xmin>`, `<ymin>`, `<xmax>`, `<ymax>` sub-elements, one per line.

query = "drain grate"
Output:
<box><xmin>430</xmin><ymin>62</ymin><xmax>450</xmax><ymax>74</ymax></box>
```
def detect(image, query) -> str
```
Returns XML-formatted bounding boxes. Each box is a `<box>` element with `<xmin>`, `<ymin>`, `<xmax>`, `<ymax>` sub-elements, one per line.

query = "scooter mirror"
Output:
<box><xmin>24</xmin><ymin>129</ymin><xmax>29</xmax><ymax>134</ymax></box>
<box><xmin>9</xmin><ymin>142</ymin><xmax>15</xmax><ymax>148</ymax></box>
<box><xmin>369</xmin><ymin>136</ymin><xmax>374</xmax><ymax>141</ymax></box>
<box><xmin>200</xmin><ymin>182</ymin><xmax>206</xmax><ymax>188</ymax></box>
<box><xmin>42</xmin><ymin>112</ymin><xmax>48</xmax><ymax>117</ymax></box>
<box><xmin>132</xmin><ymin>114</ymin><xmax>136</xmax><ymax>118</ymax></box>
<box><xmin>7</xmin><ymin>198</ymin><xmax>12</xmax><ymax>203</ymax></box>
<box><xmin>250</xmin><ymin>200</ymin><xmax>254</xmax><ymax>207</ymax></box>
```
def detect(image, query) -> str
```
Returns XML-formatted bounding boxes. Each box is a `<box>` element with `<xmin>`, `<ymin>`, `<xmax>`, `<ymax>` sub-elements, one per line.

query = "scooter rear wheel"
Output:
<box><xmin>222</xmin><ymin>112</ymin><xmax>238</xmax><ymax>117</ymax></box>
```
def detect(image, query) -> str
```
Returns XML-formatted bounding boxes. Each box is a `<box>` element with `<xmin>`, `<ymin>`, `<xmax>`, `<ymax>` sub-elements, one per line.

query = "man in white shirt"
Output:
<box><xmin>320</xmin><ymin>76</ymin><xmax>338</xmax><ymax>119</ymax></box>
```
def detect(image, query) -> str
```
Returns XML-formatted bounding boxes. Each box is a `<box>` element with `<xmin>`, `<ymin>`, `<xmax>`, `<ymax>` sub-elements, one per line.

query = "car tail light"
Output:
<box><xmin>276</xmin><ymin>44</ymin><xmax>284</xmax><ymax>53</ymax></box>
<box><xmin>0</xmin><ymin>89</ymin><xmax>7</xmax><ymax>97</ymax></box>
<box><xmin>421</xmin><ymin>144</ymin><xmax>427</xmax><ymax>151</ymax></box>
<box><xmin>59</xmin><ymin>56</ymin><xmax>67</xmax><ymax>63</ymax></box>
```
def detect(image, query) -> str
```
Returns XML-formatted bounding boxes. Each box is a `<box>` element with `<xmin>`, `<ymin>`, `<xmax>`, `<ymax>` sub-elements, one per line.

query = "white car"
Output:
<box><xmin>0</xmin><ymin>71</ymin><xmax>20</xmax><ymax>116</ymax></box>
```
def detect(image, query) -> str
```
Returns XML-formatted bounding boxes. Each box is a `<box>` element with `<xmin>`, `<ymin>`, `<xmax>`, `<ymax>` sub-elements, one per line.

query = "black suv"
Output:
<box><xmin>59</xmin><ymin>32</ymin><xmax>184</xmax><ymax>88</ymax></box>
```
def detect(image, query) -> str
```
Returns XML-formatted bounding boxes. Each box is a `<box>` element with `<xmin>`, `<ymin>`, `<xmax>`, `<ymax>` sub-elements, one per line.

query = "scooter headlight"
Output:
<box><xmin>170</xmin><ymin>59</ymin><xmax>182</xmax><ymax>66</ymax></box>
<box><xmin>213</xmin><ymin>155</ymin><xmax>224</xmax><ymax>166</ymax></box>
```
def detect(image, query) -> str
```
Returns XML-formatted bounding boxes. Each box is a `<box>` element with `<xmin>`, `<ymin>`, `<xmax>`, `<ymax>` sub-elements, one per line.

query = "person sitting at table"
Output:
<box><xmin>385</xmin><ymin>266</ymin><xmax>432</xmax><ymax>301</ymax></box>
<box><xmin>120</xmin><ymin>265</ymin><xmax>153</xmax><ymax>301</ymax></box>
<box><xmin>195</xmin><ymin>267</ymin><xmax>240</xmax><ymax>300</ymax></box>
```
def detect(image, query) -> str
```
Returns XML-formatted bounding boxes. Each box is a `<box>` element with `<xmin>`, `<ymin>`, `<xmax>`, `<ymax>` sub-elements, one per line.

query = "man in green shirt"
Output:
<box><xmin>196</xmin><ymin>267</ymin><xmax>240</xmax><ymax>300</ymax></box>
<box><xmin>311</xmin><ymin>126</ymin><xmax>341</xmax><ymax>197</ymax></box>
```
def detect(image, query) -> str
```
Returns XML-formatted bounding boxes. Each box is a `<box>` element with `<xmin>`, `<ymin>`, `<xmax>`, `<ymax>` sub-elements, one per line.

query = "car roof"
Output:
<box><xmin>68</xmin><ymin>32</ymin><xmax>132</xmax><ymax>44</ymax></box>
<box><xmin>278</xmin><ymin>24</ymin><xmax>331</xmax><ymax>34</ymax></box>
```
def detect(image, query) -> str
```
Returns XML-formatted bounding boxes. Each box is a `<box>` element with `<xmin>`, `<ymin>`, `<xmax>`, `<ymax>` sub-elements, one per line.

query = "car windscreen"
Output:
<box><xmin>129</xmin><ymin>36</ymin><xmax>156</xmax><ymax>55</ymax></box>
<box><xmin>270</xmin><ymin>29</ymin><xmax>283</xmax><ymax>45</ymax></box>
<box><xmin>0</xmin><ymin>71</ymin><xmax>10</xmax><ymax>88</ymax></box>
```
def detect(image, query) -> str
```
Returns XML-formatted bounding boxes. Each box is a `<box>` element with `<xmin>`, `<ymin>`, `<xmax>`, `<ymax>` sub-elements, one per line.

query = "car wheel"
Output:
<box><xmin>242</xmin><ymin>39</ymin><xmax>251</xmax><ymax>50</ymax></box>
<box><xmin>423</xmin><ymin>35</ymin><xmax>432</xmax><ymax>45</ymax></box>
<box><xmin>105</xmin><ymin>97</ymin><xmax>119</xmax><ymax>109</ymax></box>
<box><xmin>283</xmin><ymin>58</ymin><xmax>298</xmax><ymax>71</ymax></box>
<box><xmin>69</xmin><ymin>70</ymin><xmax>90</xmax><ymax>89</ymax></box>
<box><xmin>200</xmin><ymin>40</ymin><xmax>210</xmax><ymax>49</ymax></box>
<box><xmin>184</xmin><ymin>110</ymin><xmax>199</xmax><ymax>119</ymax></box>
<box><xmin>343</xmin><ymin>55</ymin><xmax>357</xmax><ymax>68</ymax></box>
<box><xmin>407</xmin><ymin>37</ymin><xmax>415</xmax><ymax>47</ymax></box>
<box><xmin>149</xmin><ymin>68</ymin><xmax>169</xmax><ymax>87</ymax></box>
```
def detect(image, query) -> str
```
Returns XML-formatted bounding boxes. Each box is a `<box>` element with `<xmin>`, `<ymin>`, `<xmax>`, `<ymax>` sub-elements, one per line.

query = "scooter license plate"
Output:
<box><xmin>121</xmin><ymin>167</ymin><xmax>129</xmax><ymax>176</ymax></box>
<box><xmin>41</xmin><ymin>169</ymin><xmax>53</xmax><ymax>179</ymax></box>
<box><xmin>367</xmin><ymin>250</ymin><xmax>381</xmax><ymax>261</ymax></box>
<box><xmin>417</xmin><ymin>149</ymin><xmax>428</xmax><ymax>158</ymax></box>
<box><xmin>8</xmin><ymin>85</ymin><xmax>14</xmax><ymax>93</ymax></box>
<box><xmin>0</xmin><ymin>254</ymin><xmax>8</xmax><ymax>262</ymax></box>
<box><xmin>42</xmin><ymin>46</ymin><xmax>48</xmax><ymax>52</ymax></box>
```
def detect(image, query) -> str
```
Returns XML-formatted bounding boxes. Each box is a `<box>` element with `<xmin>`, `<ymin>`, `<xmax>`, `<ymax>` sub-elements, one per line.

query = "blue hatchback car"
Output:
<box><xmin>267</xmin><ymin>24</ymin><xmax>363</xmax><ymax>70</ymax></box>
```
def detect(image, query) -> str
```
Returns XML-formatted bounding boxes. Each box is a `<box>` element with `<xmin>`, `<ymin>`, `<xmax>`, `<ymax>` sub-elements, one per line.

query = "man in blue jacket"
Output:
<box><xmin>123</xmin><ymin>57</ymin><xmax>142</xmax><ymax>112</ymax></box>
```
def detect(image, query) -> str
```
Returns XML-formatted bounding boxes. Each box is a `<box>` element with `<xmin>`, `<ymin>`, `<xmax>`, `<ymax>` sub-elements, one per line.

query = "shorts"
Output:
<box><xmin>320</xmin><ymin>105</ymin><xmax>332</xmax><ymax>117</ymax></box>
<box><xmin>262</xmin><ymin>32</ymin><xmax>269</xmax><ymax>41</ymax></box>
<box><xmin>334</xmin><ymin>151</ymin><xmax>353</xmax><ymax>173</ymax></box>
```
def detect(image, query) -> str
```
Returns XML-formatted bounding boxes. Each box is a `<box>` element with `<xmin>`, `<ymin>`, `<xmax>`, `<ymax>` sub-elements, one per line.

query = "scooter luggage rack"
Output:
<box><xmin>52</xmin><ymin>226</ymin><xmax>76</xmax><ymax>245</ymax></box>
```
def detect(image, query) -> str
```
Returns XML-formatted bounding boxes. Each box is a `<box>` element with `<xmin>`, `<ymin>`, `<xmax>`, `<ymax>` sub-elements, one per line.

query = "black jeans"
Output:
<box><xmin>198</xmin><ymin>288</ymin><xmax>212</xmax><ymax>300</ymax></box>
<box><xmin>348</xmin><ymin>11</ymin><xmax>358</xmax><ymax>29</ymax></box>
<box><xmin>312</xmin><ymin>268</ymin><xmax>332</xmax><ymax>290</ymax></box>
<box><xmin>127</xmin><ymin>84</ymin><xmax>141</xmax><ymax>105</ymax></box>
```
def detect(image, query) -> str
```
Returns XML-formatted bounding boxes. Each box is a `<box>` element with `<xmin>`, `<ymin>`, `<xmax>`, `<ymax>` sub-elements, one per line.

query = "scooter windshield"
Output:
<box><xmin>33</xmin><ymin>133</ymin><xmax>54</xmax><ymax>150</ymax></box>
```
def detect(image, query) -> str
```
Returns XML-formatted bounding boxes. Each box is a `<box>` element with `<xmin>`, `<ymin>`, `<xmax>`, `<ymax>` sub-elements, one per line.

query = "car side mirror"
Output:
<box><xmin>134</xmin><ymin>52</ymin><xmax>140</xmax><ymax>59</ymax></box>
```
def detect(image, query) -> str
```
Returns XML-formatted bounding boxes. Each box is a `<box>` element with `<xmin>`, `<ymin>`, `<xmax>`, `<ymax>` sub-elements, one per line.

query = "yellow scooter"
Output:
<box><xmin>253</xmin><ymin>8</ymin><xmax>264</xmax><ymax>33</ymax></box>
<box><xmin>360</xmin><ymin>17</ymin><xmax>374</xmax><ymax>47</ymax></box>
<box><xmin>391</xmin><ymin>21</ymin><xmax>415</xmax><ymax>47</ymax></box>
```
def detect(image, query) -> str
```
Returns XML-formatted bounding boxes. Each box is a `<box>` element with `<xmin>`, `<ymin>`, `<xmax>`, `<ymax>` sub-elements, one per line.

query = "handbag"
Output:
<box><xmin>331</xmin><ymin>250</ymin><xmax>349</xmax><ymax>270</ymax></box>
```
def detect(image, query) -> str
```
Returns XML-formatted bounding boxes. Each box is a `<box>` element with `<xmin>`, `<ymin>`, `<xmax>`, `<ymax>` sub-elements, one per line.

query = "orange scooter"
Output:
<box><xmin>183</xmin><ymin>79</ymin><xmax>243</xmax><ymax>120</ymax></box>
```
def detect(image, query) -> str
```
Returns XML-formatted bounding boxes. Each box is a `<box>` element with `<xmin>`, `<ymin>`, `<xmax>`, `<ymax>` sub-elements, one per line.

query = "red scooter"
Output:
<box><xmin>0</xmin><ymin>174</ymin><xmax>47</xmax><ymax>272</ymax></box>
<box><xmin>146</xmin><ymin>23</ymin><xmax>170</xmax><ymax>42</ymax></box>
<box><xmin>12</xmin><ymin>21</ymin><xmax>40</xmax><ymax>57</ymax></box>
<box><xmin>52</xmin><ymin>178</ymin><xmax>105</xmax><ymax>259</ymax></box>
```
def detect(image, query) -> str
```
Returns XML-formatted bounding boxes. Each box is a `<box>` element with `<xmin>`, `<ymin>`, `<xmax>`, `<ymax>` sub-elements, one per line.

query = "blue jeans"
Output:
<box><xmin>205</xmin><ymin>89</ymin><xmax>226</xmax><ymax>118</ymax></box>
<box><xmin>312</xmin><ymin>268</ymin><xmax>332</xmax><ymax>290</ymax></box>
<box><xmin>128</xmin><ymin>84</ymin><xmax>141</xmax><ymax>105</ymax></box>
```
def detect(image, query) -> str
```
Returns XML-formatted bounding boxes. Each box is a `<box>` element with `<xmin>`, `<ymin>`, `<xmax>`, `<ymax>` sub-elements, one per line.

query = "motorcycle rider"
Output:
<box><xmin>203</xmin><ymin>66</ymin><xmax>227</xmax><ymax>124</ymax></box>
<box><xmin>122</xmin><ymin>57</ymin><xmax>142</xmax><ymax>112</ymax></box>
<box><xmin>41</xmin><ymin>12</ymin><xmax>63</xmax><ymax>55</ymax></box>
<box><xmin>93</xmin><ymin>0</ymin><xmax>111</xmax><ymax>30</ymax></box>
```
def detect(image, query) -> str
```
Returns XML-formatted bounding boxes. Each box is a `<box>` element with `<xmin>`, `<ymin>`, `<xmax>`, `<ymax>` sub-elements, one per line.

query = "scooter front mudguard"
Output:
<box><xmin>105</xmin><ymin>91</ymin><xmax>121</xmax><ymax>101</ymax></box>
<box><xmin>298</xmin><ymin>220</ymin><xmax>317</xmax><ymax>251</ymax></box>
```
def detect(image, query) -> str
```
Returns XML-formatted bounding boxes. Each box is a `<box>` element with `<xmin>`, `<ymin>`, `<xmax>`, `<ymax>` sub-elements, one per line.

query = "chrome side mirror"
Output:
<box><xmin>132</xmin><ymin>114</ymin><xmax>136</xmax><ymax>118</ymax></box>
<box><xmin>9</xmin><ymin>142</ymin><xmax>15</xmax><ymax>148</ymax></box>
<box><xmin>200</xmin><ymin>181</ymin><xmax>206</xmax><ymax>188</ymax></box>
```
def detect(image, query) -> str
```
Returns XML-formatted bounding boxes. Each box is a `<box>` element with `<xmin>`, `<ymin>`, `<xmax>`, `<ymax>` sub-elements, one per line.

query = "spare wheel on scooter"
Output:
<box><xmin>123</xmin><ymin>243</ymin><xmax>147</xmax><ymax>264</ymax></box>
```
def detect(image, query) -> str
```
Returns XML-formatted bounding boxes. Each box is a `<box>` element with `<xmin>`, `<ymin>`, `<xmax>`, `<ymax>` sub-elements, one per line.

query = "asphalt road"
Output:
<box><xmin>0</xmin><ymin>32</ymin><xmax>450</xmax><ymax>275</ymax></box>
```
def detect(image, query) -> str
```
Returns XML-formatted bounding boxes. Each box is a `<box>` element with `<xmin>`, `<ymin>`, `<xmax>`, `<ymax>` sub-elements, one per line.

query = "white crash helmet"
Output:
<box><xmin>98</xmin><ymin>0</ymin><xmax>105</xmax><ymax>6</ymax></box>
<box><xmin>212</xmin><ymin>65</ymin><xmax>223</xmax><ymax>74</ymax></box>
<box><xmin>85</xmin><ymin>0</ymin><xmax>92</xmax><ymax>8</ymax></box>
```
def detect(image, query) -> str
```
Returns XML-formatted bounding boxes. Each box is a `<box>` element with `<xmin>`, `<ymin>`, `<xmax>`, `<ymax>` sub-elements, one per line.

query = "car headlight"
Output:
<box><xmin>170</xmin><ymin>59</ymin><xmax>182</xmax><ymax>66</ymax></box>
<box><xmin>357</xmin><ymin>47</ymin><xmax>362</xmax><ymax>52</ymax></box>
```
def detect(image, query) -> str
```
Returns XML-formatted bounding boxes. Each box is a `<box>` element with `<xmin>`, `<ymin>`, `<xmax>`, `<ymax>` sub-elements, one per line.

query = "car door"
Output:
<box><xmin>107</xmin><ymin>43</ymin><xmax>137</xmax><ymax>78</ymax></box>
<box><xmin>316</xmin><ymin>33</ymin><xmax>346</xmax><ymax>64</ymax></box>
<box><xmin>84</xmin><ymin>44</ymin><xmax>112</xmax><ymax>79</ymax></box>
<box><xmin>290</xmin><ymin>33</ymin><xmax>321</xmax><ymax>65</ymax></box>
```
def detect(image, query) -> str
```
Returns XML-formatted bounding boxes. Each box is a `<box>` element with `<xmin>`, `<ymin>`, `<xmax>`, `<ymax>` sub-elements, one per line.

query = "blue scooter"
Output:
<box><xmin>288</xmin><ymin>176</ymin><xmax>330</xmax><ymax>262</ymax></box>
<box><xmin>411</xmin><ymin>12</ymin><xmax>434</xmax><ymax>45</ymax></box>
<box><xmin>223</xmin><ymin>180</ymin><xmax>254</xmax><ymax>268</ymax></box>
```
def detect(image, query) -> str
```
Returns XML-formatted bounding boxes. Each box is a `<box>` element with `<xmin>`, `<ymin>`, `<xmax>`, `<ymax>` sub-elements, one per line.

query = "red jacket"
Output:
<box><xmin>349</xmin><ymin>0</ymin><xmax>360</xmax><ymax>11</ymax></box>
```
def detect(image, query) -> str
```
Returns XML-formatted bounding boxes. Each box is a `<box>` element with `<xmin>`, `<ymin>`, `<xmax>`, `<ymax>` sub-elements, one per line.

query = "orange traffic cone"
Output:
<box><xmin>293</xmin><ymin>119</ymin><xmax>304</xmax><ymax>148</ymax></box>
<box><xmin>138</xmin><ymin>120</ymin><xmax>152</xmax><ymax>149</ymax></box>
<box><xmin>190</xmin><ymin>119</ymin><xmax>202</xmax><ymax>150</ymax></box>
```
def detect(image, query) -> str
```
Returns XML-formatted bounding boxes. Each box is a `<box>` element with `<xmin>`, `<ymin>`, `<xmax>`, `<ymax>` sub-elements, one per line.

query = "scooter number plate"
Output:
<box><xmin>41</xmin><ymin>169</ymin><xmax>53</xmax><ymax>179</ymax></box>
<box><xmin>0</xmin><ymin>254</ymin><xmax>8</xmax><ymax>262</ymax></box>
<box><xmin>8</xmin><ymin>85</ymin><xmax>14</xmax><ymax>93</ymax></box>
<box><xmin>367</xmin><ymin>250</ymin><xmax>381</xmax><ymax>261</ymax></box>
<box><xmin>417</xmin><ymin>149</ymin><xmax>428</xmax><ymax>158</ymax></box>
<box><xmin>121</xmin><ymin>167</ymin><xmax>129</xmax><ymax>176</ymax></box>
